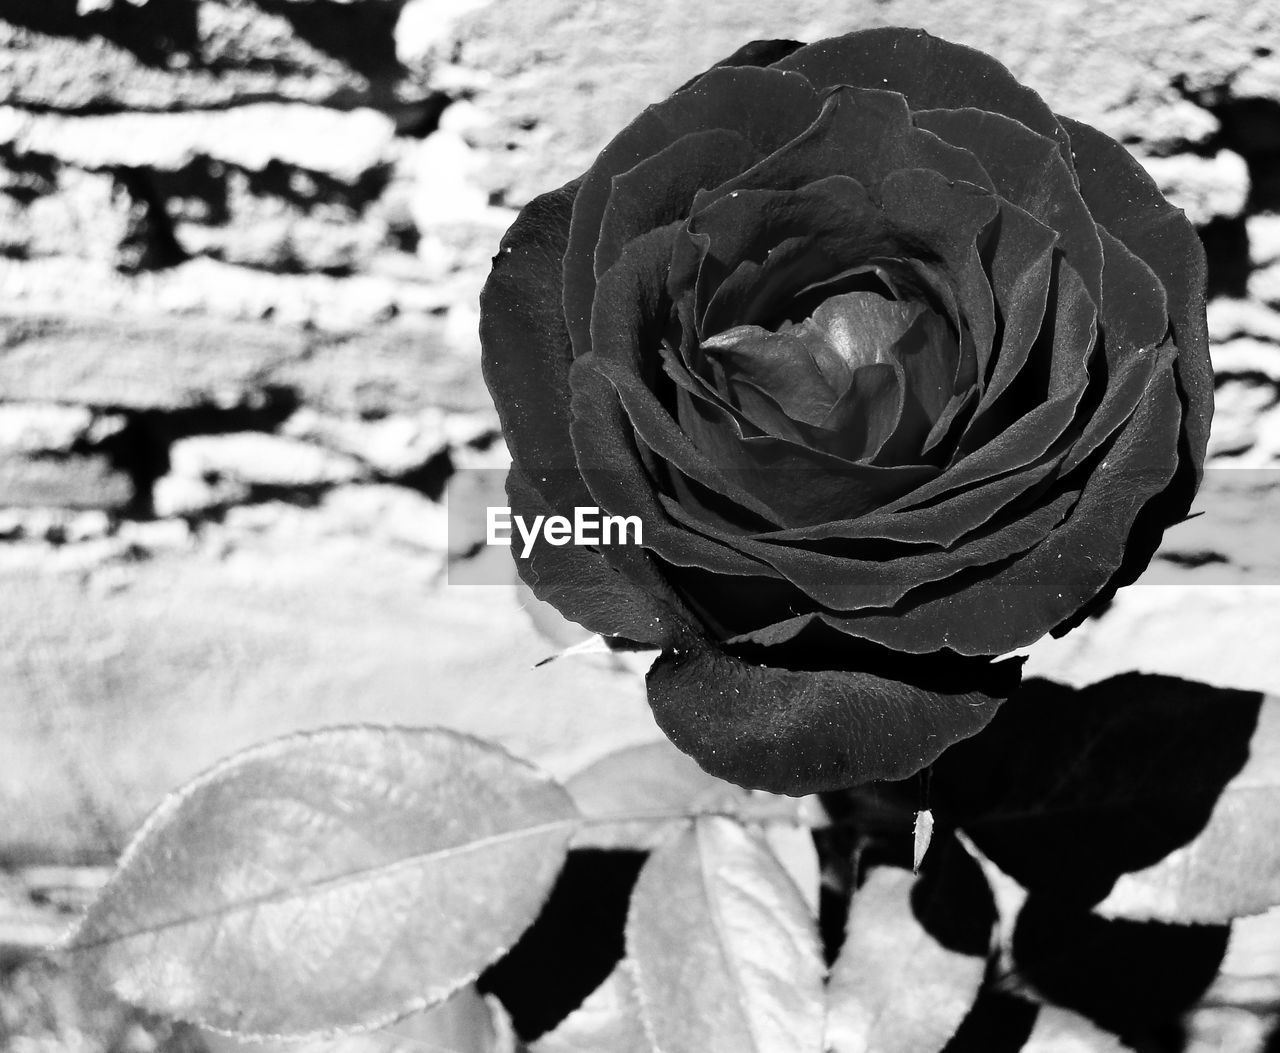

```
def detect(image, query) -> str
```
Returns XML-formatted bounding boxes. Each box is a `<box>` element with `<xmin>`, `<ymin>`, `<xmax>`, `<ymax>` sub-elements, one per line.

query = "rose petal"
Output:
<box><xmin>569</xmin><ymin>354</ymin><xmax>779</xmax><ymax>577</ymax></box>
<box><xmin>913</xmin><ymin>107</ymin><xmax>1103</xmax><ymax>303</ymax></box>
<box><xmin>700</xmin><ymin>323</ymin><xmax>848</xmax><ymax>426</ymax></box>
<box><xmin>918</xmin><ymin>256</ymin><xmax>1097</xmax><ymax>498</ymax></box>
<box><xmin>588</xmin><ymin>222</ymin><xmax>793</xmax><ymax>525</ymax></box>
<box><xmin>958</xmin><ymin>202</ymin><xmax>1060</xmax><ymax>434</ymax></box>
<box><xmin>564</xmin><ymin>66</ymin><xmax>822</xmax><ymax>359</ymax></box>
<box><xmin>822</xmin><ymin>362</ymin><xmax>907</xmax><ymax>460</ymax></box>
<box><xmin>593</xmin><ymin>128</ymin><xmax>760</xmax><ymax>283</ymax></box>
<box><xmin>701</xmin><ymin>231</ymin><xmax>959</xmax><ymax>341</ymax></box>
<box><xmin>645</xmin><ymin>376</ymin><xmax>938</xmax><ymax>526</ymax></box>
<box><xmin>669</xmin><ymin>486</ymin><xmax>1080</xmax><ymax>612</ymax></box>
<box><xmin>827</xmin><ymin>367</ymin><xmax>1183</xmax><ymax>654</ymax></box>
<box><xmin>672</xmin><ymin>37</ymin><xmax>806</xmax><ymax>92</ymax></box>
<box><xmin>878</xmin><ymin>169</ymin><xmax>1000</xmax><ymax>386</ymax></box>
<box><xmin>1059</xmin><ymin>228</ymin><xmax>1171</xmax><ymax>475</ymax></box>
<box><xmin>481</xmin><ymin>179</ymin><xmax>601</xmax><ymax>521</ymax></box>
<box><xmin>687</xmin><ymin>86</ymin><xmax>994</xmax><ymax>211</ymax></box>
<box><xmin>1060</xmin><ymin>115</ymin><xmax>1211</xmax><ymax>479</ymax></box>
<box><xmin>506</xmin><ymin>467</ymin><xmax>682</xmax><ymax>646</ymax></box>
<box><xmin>742</xmin><ymin>457</ymin><xmax>1063</xmax><ymax>548</ymax></box>
<box><xmin>645</xmin><ymin>629</ymin><xmax>1021</xmax><ymax>793</ymax></box>
<box><xmin>774</xmin><ymin>28</ymin><xmax>1073</xmax><ymax>166</ymax></box>
<box><xmin>684</xmin><ymin>175</ymin><xmax>892</xmax><ymax>331</ymax></box>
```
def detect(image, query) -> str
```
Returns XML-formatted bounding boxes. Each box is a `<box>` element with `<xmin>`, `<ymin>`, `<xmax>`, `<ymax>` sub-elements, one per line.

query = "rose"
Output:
<box><xmin>480</xmin><ymin>28</ymin><xmax>1212</xmax><ymax>794</ymax></box>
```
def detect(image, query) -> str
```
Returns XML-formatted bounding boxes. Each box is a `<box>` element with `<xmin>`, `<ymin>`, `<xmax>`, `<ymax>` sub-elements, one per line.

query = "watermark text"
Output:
<box><xmin>486</xmin><ymin>505</ymin><xmax>643</xmax><ymax>558</ymax></box>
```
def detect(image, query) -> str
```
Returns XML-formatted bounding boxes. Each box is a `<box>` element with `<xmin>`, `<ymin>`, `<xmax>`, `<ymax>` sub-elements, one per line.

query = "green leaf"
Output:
<box><xmin>68</xmin><ymin>726</ymin><xmax>578</xmax><ymax>1040</ymax></box>
<box><xmin>530</xmin><ymin>962</ymin><xmax>652</xmax><ymax>1053</ymax></box>
<box><xmin>1021</xmin><ymin>1005</ymin><xmax>1134</xmax><ymax>1052</ymax></box>
<box><xmin>566</xmin><ymin>740</ymin><xmax>780</xmax><ymax>850</ymax></box>
<box><xmin>626</xmin><ymin>817</ymin><xmax>825</xmax><ymax>1053</ymax></box>
<box><xmin>1094</xmin><ymin>694</ymin><xmax>1280</xmax><ymax>923</ymax></box>
<box><xmin>825</xmin><ymin>867</ymin><xmax>985</xmax><ymax>1053</ymax></box>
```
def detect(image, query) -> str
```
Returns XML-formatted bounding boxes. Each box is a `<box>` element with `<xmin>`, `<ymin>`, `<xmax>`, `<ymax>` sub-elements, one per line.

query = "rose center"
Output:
<box><xmin>698</xmin><ymin>289</ymin><xmax>959</xmax><ymax>462</ymax></box>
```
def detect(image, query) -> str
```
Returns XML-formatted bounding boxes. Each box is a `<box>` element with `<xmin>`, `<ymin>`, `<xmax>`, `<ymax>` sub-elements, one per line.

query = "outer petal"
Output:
<box><xmin>1060</xmin><ymin>115</ymin><xmax>1212</xmax><ymax>482</ymax></box>
<box><xmin>912</xmin><ymin>107</ymin><xmax>1102</xmax><ymax>303</ymax></box>
<box><xmin>646</xmin><ymin>630</ymin><xmax>1022</xmax><ymax>794</ymax></box>
<box><xmin>827</xmin><ymin>366</ymin><xmax>1183</xmax><ymax>654</ymax></box>
<box><xmin>480</xmin><ymin>180</ymin><xmax>583</xmax><ymax>489</ymax></box>
<box><xmin>506</xmin><ymin>467</ymin><xmax>683</xmax><ymax>647</ymax></box>
<box><xmin>593</xmin><ymin>129</ymin><xmax>760</xmax><ymax>281</ymax></box>
<box><xmin>569</xmin><ymin>354</ymin><xmax>778</xmax><ymax>578</ymax></box>
<box><xmin>672</xmin><ymin>37</ymin><xmax>806</xmax><ymax>92</ymax></box>
<box><xmin>774</xmin><ymin>28</ymin><xmax>1074</xmax><ymax>165</ymax></box>
<box><xmin>688</xmin><ymin>87</ymin><xmax>995</xmax><ymax>210</ymax></box>
<box><xmin>563</xmin><ymin>65</ymin><xmax>823</xmax><ymax>359</ymax></box>
<box><xmin>481</xmin><ymin>183</ymin><xmax>696</xmax><ymax>641</ymax></box>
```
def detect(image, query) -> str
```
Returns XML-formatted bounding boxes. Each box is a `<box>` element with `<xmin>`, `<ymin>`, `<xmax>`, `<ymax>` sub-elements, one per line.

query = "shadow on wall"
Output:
<box><xmin>2</xmin><ymin>0</ymin><xmax>408</xmax><ymax>92</ymax></box>
<box><xmin>2</xmin><ymin>0</ymin><xmax>201</xmax><ymax>69</ymax></box>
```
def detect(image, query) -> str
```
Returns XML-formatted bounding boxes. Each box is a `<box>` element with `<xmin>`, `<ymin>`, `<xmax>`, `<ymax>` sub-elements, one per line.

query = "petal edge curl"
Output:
<box><xmin>646</xmin><ymin>630</ymin><xmax>1022</xmax><ymax>794</ymax></box>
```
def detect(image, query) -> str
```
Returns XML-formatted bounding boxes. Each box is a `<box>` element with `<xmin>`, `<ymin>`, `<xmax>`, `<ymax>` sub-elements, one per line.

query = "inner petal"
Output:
<box><xmin>697</xmin><ymin>288</ymin><xmax>960</xmax><ymax>463</ymax></box>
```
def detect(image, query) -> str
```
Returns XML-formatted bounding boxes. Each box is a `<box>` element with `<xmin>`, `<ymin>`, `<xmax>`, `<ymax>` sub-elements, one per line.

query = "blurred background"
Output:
<box><xmin>2</xmin><ymin>1</ymin><xmax>1280</xmax><ymax>1048</ymax></box>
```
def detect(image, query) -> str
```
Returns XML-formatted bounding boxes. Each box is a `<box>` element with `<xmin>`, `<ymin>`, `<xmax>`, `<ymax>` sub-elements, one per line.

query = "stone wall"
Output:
<box><xmin>3</xmin><ymin>0</ymin><xmax>1280</xmax><ymax>862</ymax></box>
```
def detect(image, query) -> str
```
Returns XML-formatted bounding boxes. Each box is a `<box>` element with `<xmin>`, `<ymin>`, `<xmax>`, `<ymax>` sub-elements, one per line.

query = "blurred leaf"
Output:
<box><xmin>530</xmin><ymin>962</ymin><xmax>652</xmax><ymax>1053</ymax></box>
<box><xmin>763</xmin><ymin>824</ymin><xmax>822</xmax><ymax>916</ymax></box>
<box><xmin>1094</xmin><ymin>694</ymin><xmax>1280</xmax><ymax>922</ymax></box>
<box><xmin>932</xmin><ymin>674</ymin><xmax>1264</xmax><ymax>908</ymax></box>
<box><xmin>197</xmin><ymin>987</ymin><xmax>519</xmax><ymax>1053</ymax></box>
<box><xmin>567</xmin><ymin>740</ymin><xmax>789</xmax><ymax>850</ymax></box>
<box><xmin>626</xmin><ymin>817</ymin><xmax>825</xmax><ymax>1053</ymax></box>
<box><xmin>69</xmin><ymin>727</ymin><xmax>578</xmax><ymax>1040</ymax></box>
<box><xmin>1021</xmin><ymin>1005</ymin><xmax>1133</xmax><ymax>1052</ymax></box>
<box><xmin>826</xmin><ymin>867</ymin><xmax>985</xmax><ymax>1053</ymax></box>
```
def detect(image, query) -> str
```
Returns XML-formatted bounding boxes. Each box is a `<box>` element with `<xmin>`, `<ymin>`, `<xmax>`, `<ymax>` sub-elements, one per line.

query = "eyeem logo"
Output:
<box><xmin>487</xmin><ymin>506</ymin><xmax>643</xmax><ymax>558</ymax></box>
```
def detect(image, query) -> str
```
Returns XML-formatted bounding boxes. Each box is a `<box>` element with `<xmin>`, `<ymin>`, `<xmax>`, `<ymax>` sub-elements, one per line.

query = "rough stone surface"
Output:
<box><xmin>1250</xmin><ymin>213</ymin><xmax>1280</xmax><ymax>268</ymax></box>
<box><xmin>0</xmin><ymin>312</ymin><xmax>487</xmax><ymax>413</ymax></box>
<box><xmin>0</xmin><ymin>403</ymin><xmax>108</xmax><ymax>452</ymax></box>
<box><xmin>429</xmin><ymin>0</ymin><xmax>1280</xmax><ymax>207</ymax></box>
<box><xmin>1212</xmin><ymin>337</ymin><xmax>1280</xmax><ymax>381</ymax></box>
<box><xmin>1207</xmin><ymin>380</ymin><xmax>1280</xmax><ymax>457</ymax></box>
<box><xmin>0</xmin><ymin>452</ymin><xmax>132</xmax><ymax>509</ymax></box>
<box><xmin>1252</xmin><ymin>259</ymin><xmax>1280</xmax><ymax>306</ymax></box>
<box><xmin>1</xmin><ymin>103</ymin><xmax>396</xmax><ymax>181</ymax></box>
<box><xmin>166</xmin><ymin>431</ymin><xmax>367</xmax><ymax>487</ymax></box>
<box><xmin>280</xmin><ymin>406</ymin><xmax>455</xmax><ymax>475</ymax></box>
<box><xmin>0</xmin><ymin>1</ymin><xmax>423</xmax><ymax>112</ymax></box>
<box><xmin>1209</xmin><ymin>298</ymin><xmax>1280</xmax><ymax>344</ymax></box>
<box><xmin>1139</xmin><ymin>150</ymin><xmax>1252</xmax><ymax>226</ymax></box>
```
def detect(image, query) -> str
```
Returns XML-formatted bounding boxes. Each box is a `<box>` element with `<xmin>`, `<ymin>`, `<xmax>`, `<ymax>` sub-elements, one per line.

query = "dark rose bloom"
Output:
<box><xmin>480</xmin><ymin>29</ymin><xmax>1212</xmax><ymax>794</ymax></box>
